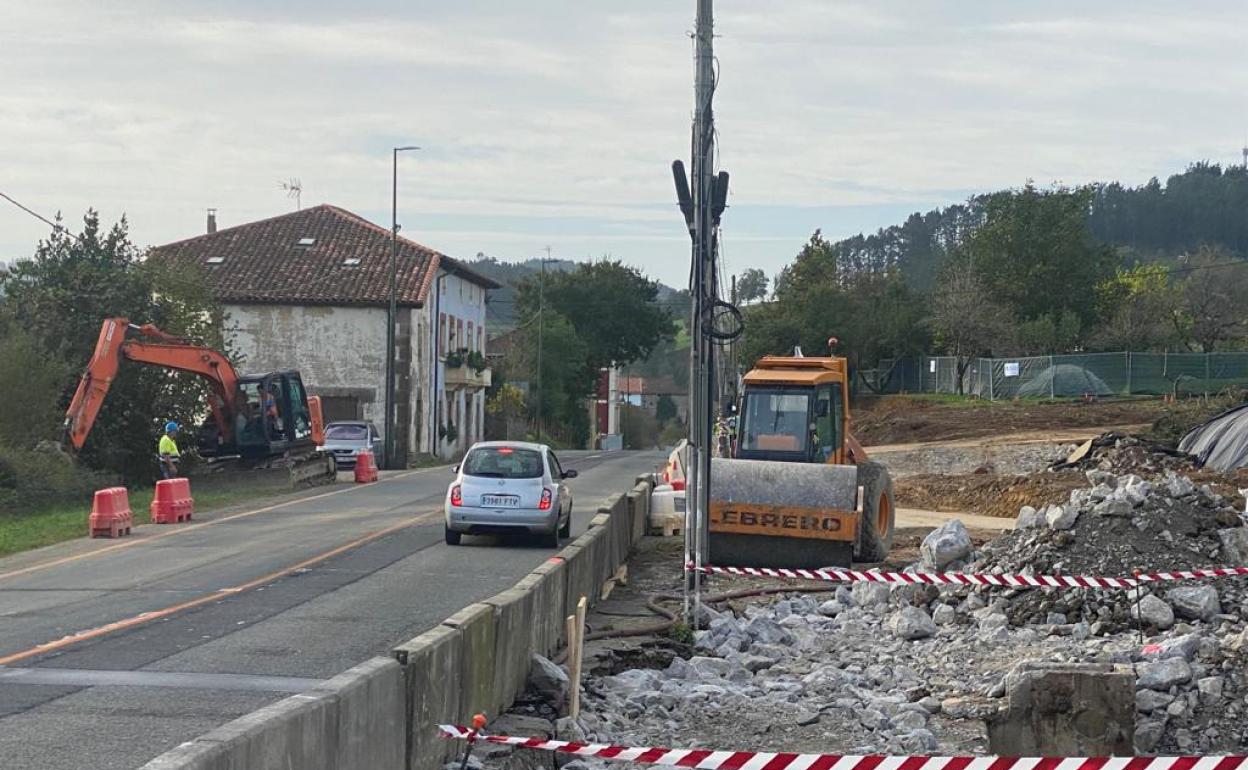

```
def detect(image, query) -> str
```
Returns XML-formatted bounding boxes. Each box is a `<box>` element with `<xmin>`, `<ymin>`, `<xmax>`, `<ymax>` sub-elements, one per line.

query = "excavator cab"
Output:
<box><xmin>198</xmin><ymin>371</ymin><xmax>317</xmax><ymax>459</ymax></box>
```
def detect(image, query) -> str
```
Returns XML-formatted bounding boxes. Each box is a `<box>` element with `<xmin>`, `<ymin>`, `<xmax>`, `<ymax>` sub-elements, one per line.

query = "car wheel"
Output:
<box><xmin>558</xmin><ymin>511</ymin><xmax>571</xmax><ymax>538</ymax></box>
<box><xmin>544</xmin><ymin>525</ymin><xmax>560</xmax><ymax>549</ymax></box>
<box><xmin>444</xmin><ymin>526</ymin><xmax>462</xmax><ymax>546</ymax></box>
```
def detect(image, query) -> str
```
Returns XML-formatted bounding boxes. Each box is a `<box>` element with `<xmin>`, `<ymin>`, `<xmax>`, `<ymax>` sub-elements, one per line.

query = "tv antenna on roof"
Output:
<box><xmin>280</xmin><ymin>178</ymin><xmax>303</xmax><ymax>210</ymax></box>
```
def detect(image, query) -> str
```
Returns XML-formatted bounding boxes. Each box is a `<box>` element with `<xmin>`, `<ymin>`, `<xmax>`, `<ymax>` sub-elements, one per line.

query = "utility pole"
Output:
<box><xmin>386</xmin><ymin>146</ymin><xmax>419</xmax><ymax>470</ymax></box>
<box><xmin>687</xmin><ymin>0</ymin><xmax>717</xmax><ymax>625</ymax></box>
<box><xmin>535</xmin><ymin>246</ymin><xmax>552</xmax><ymax>444</ymax></box>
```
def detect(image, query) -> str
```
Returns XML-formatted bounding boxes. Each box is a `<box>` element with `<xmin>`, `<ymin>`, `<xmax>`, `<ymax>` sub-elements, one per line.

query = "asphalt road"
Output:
<box><xmin>0</xmin><ymin>449</ymin><xmax>663</xmax><ymax>770</ymax></box>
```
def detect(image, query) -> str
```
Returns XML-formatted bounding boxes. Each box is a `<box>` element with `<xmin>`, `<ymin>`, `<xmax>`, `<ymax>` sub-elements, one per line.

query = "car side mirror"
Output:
<box><xmin>562</xmin><ymin>470</ymin><xmax>578</xmax><ymax>480</ymax></box>
<box><xmin>451</xmin><ymin>465</ymin><xmax>459</xmax><ymax>474</ymax></box>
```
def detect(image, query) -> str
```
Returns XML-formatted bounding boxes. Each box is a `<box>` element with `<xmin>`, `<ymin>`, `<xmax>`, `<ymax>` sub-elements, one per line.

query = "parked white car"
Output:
<box><xmin>444</xmin><ymin>441</ymin><xmax>577</xmax><ymax>547</ymax></box>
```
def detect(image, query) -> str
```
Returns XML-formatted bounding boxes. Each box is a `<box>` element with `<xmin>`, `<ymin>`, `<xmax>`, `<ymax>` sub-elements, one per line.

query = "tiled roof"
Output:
<box><xmin>150</xmin><ymin>204</ymin><xmax>498</xmax><ymax>307</ymax></box>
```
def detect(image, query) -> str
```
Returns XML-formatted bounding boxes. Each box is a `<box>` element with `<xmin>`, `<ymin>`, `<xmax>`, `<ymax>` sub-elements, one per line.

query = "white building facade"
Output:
<box><xmin>154</xmin><ymin>204</ymin><xmax>497</xmax><ymax>465</ymax></box>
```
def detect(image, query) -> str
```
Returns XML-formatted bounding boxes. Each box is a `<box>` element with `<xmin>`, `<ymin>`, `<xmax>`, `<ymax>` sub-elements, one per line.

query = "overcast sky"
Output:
<box><xmin>4</xmin><ymin>1</ymin><xmax>1248</xmax><ymax>287</ymax></box>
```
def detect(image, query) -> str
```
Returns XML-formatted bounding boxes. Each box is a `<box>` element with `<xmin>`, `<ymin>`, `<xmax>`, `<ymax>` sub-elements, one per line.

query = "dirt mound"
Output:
<box><xmin>852</xmin><ymin>396</ymin><xmax>1165</xmax><ymax>446</ymax></box>
<box><xmin>896</xmin><ymin>471</ymin><xmax>1085</xmax><ymax>518</ymax></box>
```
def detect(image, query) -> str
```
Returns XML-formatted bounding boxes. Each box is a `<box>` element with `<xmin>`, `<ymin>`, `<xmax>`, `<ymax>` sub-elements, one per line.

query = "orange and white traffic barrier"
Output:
<box><xmin>89</xmin><ymin>487</ymin><xmax>133</xmax><ymax>538</ymax></box>
<box><xmin>354</xmin><ymin>450</ymin><xmax>379</xmax><ymax>483</ymax></box>
<box><xmin>150</xmin><ymin>478</ymin><xmax>194</xmax><ymax>524</ymax></box>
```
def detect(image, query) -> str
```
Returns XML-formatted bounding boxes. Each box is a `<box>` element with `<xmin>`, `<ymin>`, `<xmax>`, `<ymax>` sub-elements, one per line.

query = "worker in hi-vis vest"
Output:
<box><xmin>158</xmin><ymin>421</ymin><xmax>181</xmax><ymax>479</ymax></box>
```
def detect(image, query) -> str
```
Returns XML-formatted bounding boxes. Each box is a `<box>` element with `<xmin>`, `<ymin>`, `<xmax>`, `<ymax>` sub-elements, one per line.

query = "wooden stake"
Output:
<box><xmin>569</xmin><ymin>596</ymin><xmax>588</xmax><ymax>719</ymax></box>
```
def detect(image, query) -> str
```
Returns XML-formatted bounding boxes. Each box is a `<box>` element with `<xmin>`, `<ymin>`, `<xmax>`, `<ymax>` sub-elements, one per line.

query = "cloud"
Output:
<box><xmin>4</xmin><ymin>1</ymin><xmax>1248</xmax><ymax>287</ymax></box>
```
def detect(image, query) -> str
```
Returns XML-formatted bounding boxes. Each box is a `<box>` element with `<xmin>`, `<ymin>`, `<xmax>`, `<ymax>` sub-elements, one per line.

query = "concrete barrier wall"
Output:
<box><xmin>142</xmin><ymin>475</ymin><xmax>656</xmax><ymax>770</ymax></box>
<box><xmin>141</xmin><ymin>657</ymin><xmax>405</xmax><ymax>770</ymax></box>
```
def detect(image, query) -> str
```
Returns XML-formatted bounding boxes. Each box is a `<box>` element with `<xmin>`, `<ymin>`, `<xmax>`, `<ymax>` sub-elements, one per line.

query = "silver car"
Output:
<box><xmin>319</xmin><ymin>421</ymin><xmax>384</xmax><ymax>469</ymax></box>
<box><xmin>444</xmin><ymin>441</ymin><xmax>577</xmax><ymax>547</ymax></box>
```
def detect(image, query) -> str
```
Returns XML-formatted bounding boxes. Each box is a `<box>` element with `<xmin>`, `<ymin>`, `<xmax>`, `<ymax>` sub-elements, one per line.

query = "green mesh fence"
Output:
<box><xmin>875</xmin><ymin>352</ymin><xmax>1248</xmax><ymax>399</ymax></box>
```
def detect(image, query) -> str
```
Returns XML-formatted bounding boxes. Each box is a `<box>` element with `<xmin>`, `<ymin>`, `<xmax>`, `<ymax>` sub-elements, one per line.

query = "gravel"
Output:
<box><xmin>479</xmin><ymin>465</ymin><xmax>1248</xmax><ymax>761</ymax></box>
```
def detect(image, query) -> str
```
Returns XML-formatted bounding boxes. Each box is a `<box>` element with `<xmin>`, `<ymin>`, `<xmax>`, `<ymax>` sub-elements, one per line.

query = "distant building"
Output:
<box><xmin>151</xmin><ymin>204</ymin><xmax>500</xmax><ymax>462</ymax></box>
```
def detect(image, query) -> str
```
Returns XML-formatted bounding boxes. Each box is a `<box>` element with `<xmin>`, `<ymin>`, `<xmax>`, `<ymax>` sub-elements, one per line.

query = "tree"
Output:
<box><xmin>0</xmin><ymin>211</ymin><xmax>227</xmax><ymax>481</ymax></box>
<box><xmin>1015</xmin><ymin>311</ymin><xmax>1082</xmax><ymax>355</ymax></box>
<box><xmin>521</xmin><ymin>312</ymin><xmax>593</xmax><ymax>446</ymax></box>
<box><xmin>620</xmin><ymin>404</ymin><xmax>659</xmax><ymax>450</ymax></box>
<box><xmin>1178</xmin><ymin>245</ymin><xmax>1248</xmax><ymax>352</ymax></box>
<box><xmin>735</xmin><ymin>268</ymin><xmax>768</xmax><ymax>303</ymax></box>
<box><xmin>928</xmin><ymin>259</ymin><xmax>1014</xmax><ymax>393</ymax></box>
<box><xmin>962</xmin><ymin>184</ymin><xmax>1118</xmax><ymax>341</ymax></box>
<box><xmin>0</xmin><ymin>329</ymin><xmax>70</xmax><ymax>449</ymax></box>
<box><xmin>517</xmin><ymin>261</ymin><xmax>675</xmax><ymax>376</ymax></box>
<box><xmin>655</xmin><ymin>394</ymin><xmax>678</xmax><ymax>424</ymax></box>
<box><xmin>1092</xmin><ymin>264</ymin><xmax>1180</xmax><ymax>351</ymax></box>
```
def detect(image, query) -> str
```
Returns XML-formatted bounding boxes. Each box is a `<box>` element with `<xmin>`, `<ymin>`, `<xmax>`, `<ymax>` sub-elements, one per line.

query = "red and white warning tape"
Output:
<box><xmin>440</xmin><ymin>725</ymin><xmax>1247</xmax><ymax>770</ymax></box>
<box><xmin>686</xmin><ymin>564</ymin><xmax>1248</xmax><ymax>589</ymax></box>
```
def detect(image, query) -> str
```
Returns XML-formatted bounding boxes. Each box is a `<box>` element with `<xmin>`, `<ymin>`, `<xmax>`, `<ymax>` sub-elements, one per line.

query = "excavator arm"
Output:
<box><xmin>63</xmin><ymin>317</ymin><xmax>241</xmax><ymax>452</ymax></box>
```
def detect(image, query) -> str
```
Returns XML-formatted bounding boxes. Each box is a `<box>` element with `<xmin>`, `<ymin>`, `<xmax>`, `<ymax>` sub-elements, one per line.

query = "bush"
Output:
<box><xmin>0</xmin><ymin>330</ymin><xmax>69</xmax><ymax>449</ymax></box>
<box><xmin>659</xmin><ymin>420</ymin><xmax>686</xmax><ymax>448</ymax></box>
<box><xmin>0</xmin><ymin>444</ymin><xmax>114</xmax><ymax>515</ymax></box>
<box><xmin>1146</xmin><ymin>389</ymin><xmax>1248</xmax><ymax>447</ymax></box>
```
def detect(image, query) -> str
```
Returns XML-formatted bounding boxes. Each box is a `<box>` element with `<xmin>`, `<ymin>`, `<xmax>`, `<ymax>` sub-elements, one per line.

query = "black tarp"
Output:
<box><xmin>1178</xmin><ymin>403</ymin><xmax>1248</xmax><ymax>471</ymax></box>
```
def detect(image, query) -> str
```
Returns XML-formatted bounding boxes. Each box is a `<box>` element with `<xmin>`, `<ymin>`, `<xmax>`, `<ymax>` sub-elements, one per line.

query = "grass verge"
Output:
<box><xmin>0</xmin><ymin>483</ymin><xmax>313</xmax><ymax>559</ymax></box>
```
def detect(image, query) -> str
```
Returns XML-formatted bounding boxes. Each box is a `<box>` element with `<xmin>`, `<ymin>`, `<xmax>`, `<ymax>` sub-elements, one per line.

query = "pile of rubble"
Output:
<box><xmin>467</xmin><ymin>469</ymin><xmax>1248</xmax><ymax>767</ymax></box>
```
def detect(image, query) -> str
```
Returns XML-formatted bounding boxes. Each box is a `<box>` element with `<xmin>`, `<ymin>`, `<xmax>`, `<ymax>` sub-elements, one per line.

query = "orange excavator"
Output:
<box><xmin>64</xmin><ymin>318</ymin><xmax>327</xmax><ymax>466</ymax></box>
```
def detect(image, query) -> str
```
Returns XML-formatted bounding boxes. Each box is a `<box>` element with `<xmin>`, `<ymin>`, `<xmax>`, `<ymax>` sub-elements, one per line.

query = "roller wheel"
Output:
<box><xmin>854</xmin><ymin>460</ymin><xmax>895</xmax><ymax>563</ymax></box>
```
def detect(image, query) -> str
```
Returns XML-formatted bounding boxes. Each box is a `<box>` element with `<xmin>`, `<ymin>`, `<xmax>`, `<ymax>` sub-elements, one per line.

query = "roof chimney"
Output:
<box><xmin>207</xmin><ymin>208</ymin><xmax>217</xmax><ymax>234</ymax></box>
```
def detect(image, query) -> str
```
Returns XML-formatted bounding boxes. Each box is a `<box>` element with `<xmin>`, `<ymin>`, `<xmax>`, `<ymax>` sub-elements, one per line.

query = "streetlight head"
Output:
<box><xmin>395</xmin><ymin>145</ymin><xmax>421</xmax><ymax>152</ymax></box>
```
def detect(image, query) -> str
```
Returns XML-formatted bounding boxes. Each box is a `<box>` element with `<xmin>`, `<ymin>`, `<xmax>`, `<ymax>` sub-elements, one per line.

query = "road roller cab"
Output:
<box><xmin>708</xmin><ymin>355</ymin><xmax>895</xmax><ymax>568</ymax></box>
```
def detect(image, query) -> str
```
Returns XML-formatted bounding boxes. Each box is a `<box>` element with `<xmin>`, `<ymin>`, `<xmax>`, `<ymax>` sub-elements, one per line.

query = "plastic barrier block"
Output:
<box><xmin>89</xmin><ymin>487</ymin><xmax>133</xmax><ymax>538</ymax></box>
<box><xmin>150</xmin><ymin>478</ymin><xmax>194</xmax><ymax>524</ymax></box>
<box><xmin>355</xmin><ymin>450</ymin><xmax>379</xmax><ymax>483</ymax></box>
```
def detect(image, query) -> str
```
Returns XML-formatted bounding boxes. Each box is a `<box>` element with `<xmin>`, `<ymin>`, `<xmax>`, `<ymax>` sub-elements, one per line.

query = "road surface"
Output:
<box><xmin>0</xmin><ymin>449</ymin><xmax>663</xmax><ymax>770</ymax></box>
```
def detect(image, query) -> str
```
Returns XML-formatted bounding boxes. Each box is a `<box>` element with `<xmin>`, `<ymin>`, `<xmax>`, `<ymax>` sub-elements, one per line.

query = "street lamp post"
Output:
<box><xmin>386</xmin><ymin>145</ymin><xmax>420</xmax><ymax>471</ymax></box>
<box><xmin>534</xmin><ymin>252</ymin><xmax>557</xmax><ymax>444</ymax></box>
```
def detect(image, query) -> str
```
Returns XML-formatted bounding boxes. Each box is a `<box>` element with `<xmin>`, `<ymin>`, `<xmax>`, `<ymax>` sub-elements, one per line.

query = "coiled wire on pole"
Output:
<box><xmin>701</xmin><ymin>298</ymin><xmax>743</xmax><ymax>344</ymax></box>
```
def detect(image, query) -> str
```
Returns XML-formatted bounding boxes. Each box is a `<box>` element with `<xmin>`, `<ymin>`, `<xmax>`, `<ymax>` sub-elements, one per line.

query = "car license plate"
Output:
<box><xmin>481</xmin><ymin>494</ymin><xmax>519</xmax><ymax>508</ymax></box>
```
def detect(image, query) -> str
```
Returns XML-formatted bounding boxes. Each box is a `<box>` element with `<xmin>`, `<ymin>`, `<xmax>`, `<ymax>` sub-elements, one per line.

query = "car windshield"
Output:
<box><xmin>325</xmin><ymin>424</ymin><xmax>368</xmax><ymax>441</ymax></box>
<box><xmin>740</xmin><ymin>389</ymin><xmax>810</xmax><ymax>454</ymax></box>
<box><xmin>462</xmin><ymin>447</ymin><xmax>544</xmax><ymax>479</ymax></box>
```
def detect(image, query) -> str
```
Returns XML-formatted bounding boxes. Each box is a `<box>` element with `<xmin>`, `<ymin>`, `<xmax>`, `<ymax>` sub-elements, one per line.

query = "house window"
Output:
<box><xmin>457</xmin><ymin>319</ymin><xmax>464</xmax><ymax>351</ymax></box>
<box><xmin>439</xmin><ymin>313</ymin><xmax>446</xmax><ymax>354</ymax></box>
<box><xmin>477</xmin><ymin>326</ymin><xmax>483</xmax><ymax>355</ymax></box>
<box><xmin>467</xmin><ymin>321</ymin><xmax>474</xmax><ymax>352</ymax></box>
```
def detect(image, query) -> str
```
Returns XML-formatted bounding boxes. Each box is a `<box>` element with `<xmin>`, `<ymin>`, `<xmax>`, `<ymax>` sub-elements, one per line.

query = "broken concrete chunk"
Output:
<box><xmin>1166</xmin><ymin>585</ymin><xmax>1221</xmax><ymax>622</ymax></box>
<box><xmin>889</xmin><ymin>606</ymin><xmax>937</xmax><ymax>640</ymax></box>
<box><xmin>1136</xmin><ymin>657</ymin><xmax>1192</xmax><ymax>690</ymax></box>
<box><xmin>1135</xmin><ymin>688</ymin><xmax>1175</xmax><ymax>713</ymax></box>
<box><xmin>851</xmin><ymin>580</ymin><xmax>890</xmax><ymax>608</ymax></box>
<box><xmin>1045</xmin><ymin>504</ymin><xmax>1079</xmax><ymax>530</ymax></box>
<box><xmin>920</xmin><ymin>519</ymin><xmax>972</xmax><ymax>569</ymax></box>
<box><xmin>1218</xmin><ymin>527</ymin><xmax>1248</xmax><ymax>563</ymax></box>
<box><xmin>1016</xmin><ymin>506</ymin><xmax>1042</xmax><ymax>529</ymax></box>
<box><xmin>529</xmin><ymin>654</ymin><xmax>570</xmax><ymax>702</ymax></box>
<box><xmin>1131</xmin><ymin>594</ymin><xmax>1175</xmax><ymax>631</ymax></box>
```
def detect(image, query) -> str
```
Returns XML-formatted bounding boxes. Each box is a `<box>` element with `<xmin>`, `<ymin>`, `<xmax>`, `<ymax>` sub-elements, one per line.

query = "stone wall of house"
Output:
<box><xmin>226</xmin><ymin>302</ymin><xmax>389</xmax><ymax>437</ymax></box>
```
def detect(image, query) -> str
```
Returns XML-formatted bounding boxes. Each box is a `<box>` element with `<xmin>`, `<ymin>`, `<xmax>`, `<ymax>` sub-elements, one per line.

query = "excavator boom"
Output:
<box><xmin>63</xmin><ymin>318</ymin><xmax>240</xmax><ymax>452</ymax></box>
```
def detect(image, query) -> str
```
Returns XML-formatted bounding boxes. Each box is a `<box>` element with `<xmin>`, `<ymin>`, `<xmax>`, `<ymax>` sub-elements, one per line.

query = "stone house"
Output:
<box><xmin>151</xmin><ymin>205</ymin><xmax>499</xmax><ymax>463</ymax></box>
